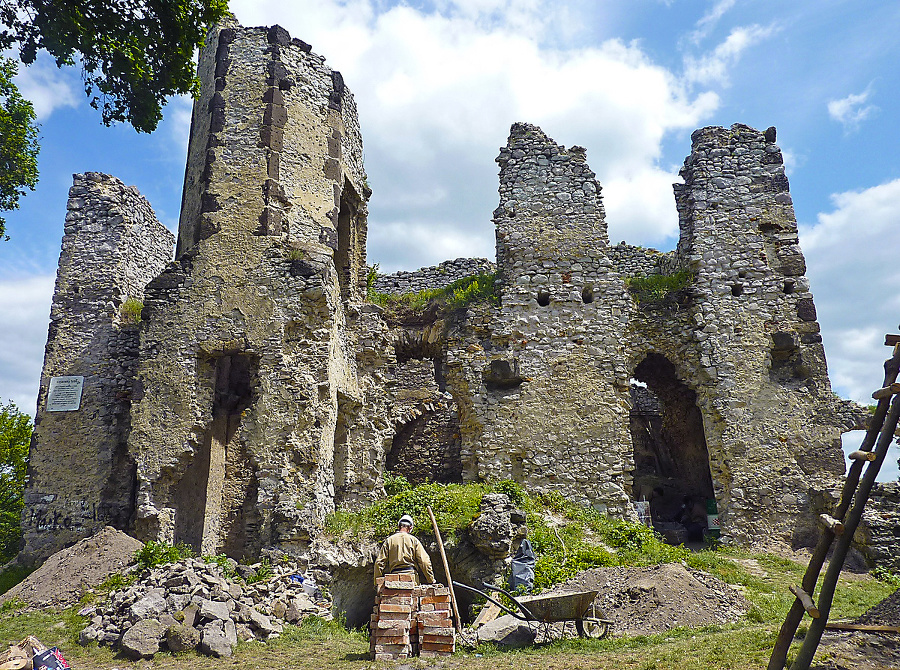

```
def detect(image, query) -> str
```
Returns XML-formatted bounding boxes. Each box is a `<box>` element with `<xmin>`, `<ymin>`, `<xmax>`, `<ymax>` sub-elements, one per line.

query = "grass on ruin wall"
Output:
<box><xmin>625</xmin><ymin>270</ymin><xmax>693</xmax><ymax>303</ymax></box>
<box><xmin>366</xmin><ymin>271</ymin><xmax>500</xmax><ymax>313</ymax></box>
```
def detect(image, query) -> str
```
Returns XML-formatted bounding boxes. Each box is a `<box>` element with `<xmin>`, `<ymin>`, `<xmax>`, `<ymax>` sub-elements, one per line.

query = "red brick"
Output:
<box><xmin>374</xmin><ymin>652</ymin><xmax>408</xmax><ymax>660</ymax></box>
<box><xmin>421</xmin><ymin>595</ymin><xmax>451</xmax><ymax>604</ymax></box>
<box><xmin>393</xmin><ymin>573</ymin><xmax>415</xmax><ymax>583</ymax></box>
<box><xmin>376</xmin><ymin>612</ymin><xmax>411</xmax><ymax>621</ymax></box>
<box><xmin>417</xmin><ymin>613</ymin><xmax>451</xmax><ymax>626</ymax></box>
<box><xmin>434</xmin><ymin>602</ymin><xmax>451</xmax><ymax>610</ymax></box>
<box><xmin>419</xmin><ymin>603</ymin><xmax>434</xmax><ymax>611</ymax></box>
<box><xmin>381</xmin><ymin>587</ymin><xmax>415</xmax><ymax>597</ymax></box>
<box><xmin>376</xmin><ymin>620</ymin><xmax>411</xmax><ymax>631</ymax></box>
<box><xmin>421</xmin><ymin>626</ymin><xmax>454</xmax><ymax>636</ymax></box>
<box><xmin>380</xmin><ymin>595</ymin><xmax>413</xmax><ymax>605</ymax></box>
<box><xmin>421</xmin><ymin>642</ymin><xmax>455</xmax><ymax>652</ymax></box>
<box><xmin>379</xmin><ymin>603</ymin><xmax>412</xmax><ymax>613</ymax></box>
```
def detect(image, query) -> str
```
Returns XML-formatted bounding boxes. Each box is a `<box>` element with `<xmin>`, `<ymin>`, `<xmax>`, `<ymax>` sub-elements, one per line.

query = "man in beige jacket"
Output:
<box><xmin>374</xmin><ymin>514</ymin><xmax>435</xmax><ymax>586</ymax></box>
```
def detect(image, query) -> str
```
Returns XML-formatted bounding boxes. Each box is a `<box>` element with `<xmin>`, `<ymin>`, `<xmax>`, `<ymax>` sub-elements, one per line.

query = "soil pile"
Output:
<box><xmin>547</xmin><ymin>562</ymin><xmax>750</xmax><ymax>635</ymax></box>
<box><xmin>812</xmin><ymin>586</ymin><xmax>900</xmax><ymax>670</ymax></box>
<box><xmin>0</xmin><ymin>527</ymin><xmax>142</xmax><ymax>610</ymax></box>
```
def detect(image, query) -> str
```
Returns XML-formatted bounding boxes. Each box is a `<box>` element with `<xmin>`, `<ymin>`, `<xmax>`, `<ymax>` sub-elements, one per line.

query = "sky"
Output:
<box><xmin>1</xmin><ymin>0</ymin><xmax>898</xmax><ymax>476</ymax></box>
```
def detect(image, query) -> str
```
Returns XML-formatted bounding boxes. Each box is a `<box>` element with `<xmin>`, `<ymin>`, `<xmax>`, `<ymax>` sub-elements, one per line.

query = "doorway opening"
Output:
<box><xmin>174</xmin><ymin>353</ymin><xmax>259</xmax><ymax>557</ymax></box>
<box><xmin>630</xmin><ymin>353</ymin><xmax>715</xmax><ymax>542</ymax></box>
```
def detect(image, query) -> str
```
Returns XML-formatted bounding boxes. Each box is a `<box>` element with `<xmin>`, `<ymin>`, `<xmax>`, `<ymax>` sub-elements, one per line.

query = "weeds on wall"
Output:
<box><xmin>625</xmin><ymin>270</ymin><xmax>693</xmax><ymax>303</ymax></box>
<box><xmin>133</xmin><ymin>540</ymin><xmax>195</xmax><ymax>570</ymax></box>
<box><xmin>118</xmin><ymin>297</ymin><xmax>143</xmax><ymax>324</ymax></box>
<box><xmin>367</xmin><ymin>271</ymin><xmax>500</xmax><ymax>313</ymax></box>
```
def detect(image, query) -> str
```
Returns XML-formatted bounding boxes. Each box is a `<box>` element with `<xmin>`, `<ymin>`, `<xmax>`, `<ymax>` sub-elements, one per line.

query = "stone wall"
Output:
<box><xmin>444</xmin><ymin>124</ymin><xmax>636</xmax><ymax>517</ymax></box>
<box><xmin>22</xmin><ymin>173</ymin><xmax>173</xmax><ymax>561</ymax></box>
<box><xmin>125</xmin><ymin>22</ymin><xmax>379</xmax><ymax>559</ymax></box>
<box><xmin>856</xmin><ymin>482</ymin><xmax>900</xmax><ymax>572</ymax></box>
<box><xmin>372</xmin><ymin>258</ymin><xmax>495</xmax><ymax>295</ymax></box>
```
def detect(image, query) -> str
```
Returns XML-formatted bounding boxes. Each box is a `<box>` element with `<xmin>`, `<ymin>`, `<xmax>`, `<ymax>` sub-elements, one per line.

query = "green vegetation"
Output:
<box><xmin>625</xmin><ymin>270</ymin><xmax>693</xmax><ymax>303</ymax></box>
<box><xmin>327</xmin><ymin>480</ymin><xmax>685</xmax><ymax>588</ymax></box>
<box><xmin>367</xmin><ymin>272</ymin><xmax>500</xmax><ymax>314</ymax></box>
<box><xmin>119</xmin><ymin>297</ymin><xmax>143</xmax><ymax>325</ymax></box>
<box><xmin>0</xmin><ymin>58</ymin><xmax>39</xmax><ymax>240</ymax></box>
<box><xmin>0</xmin><ymin>401</ymin><xmax>31</xmax><ymax>563</ymax></box>
<box><xmin>382</xmin><ymin>471</ymin><xmax>412</xmax><ymax>495</ymax></box>
<box><xmin>133</xmin><ymin>540</ymin><xmax>195</xmax><ymax>570</ymax></box>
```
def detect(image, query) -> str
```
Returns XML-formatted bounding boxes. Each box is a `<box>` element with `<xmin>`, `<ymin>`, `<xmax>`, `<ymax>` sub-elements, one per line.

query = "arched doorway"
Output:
<box><xmin>630</xmin><ymin>353</ymin><xmax>715</xmax><ymax>534</ymax></box>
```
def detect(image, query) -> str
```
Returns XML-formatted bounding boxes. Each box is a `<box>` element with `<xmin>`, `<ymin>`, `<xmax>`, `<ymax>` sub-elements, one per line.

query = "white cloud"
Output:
<box><xmin>688</xmin><ymin>0</ymin><xmax>737</xmax><ymax>44</ymax></box>
<box><xmin>684</xmin><ymin>24</ymin><xmax>777</xmax><ymax>86</ymax></box>
<box><xmin>12</xmin><ymin>53</ymin><xmax>79</xmax><ymax>120</ymax></box>
<box><xmin>827</xmin><ymin>88</ymin><xmax>878</xmax><ymax>131</ymax></box>
<box><xmin>230</xmin><ymin>0</ymin><xmax>719</xmax><ymax>267</ymax></box>
<box><xmin>0</xmin><ymin>274</ymin><xmax>55</xmax><ymax>416</ymax></box>
<box><xmin>800</xmin><ymin>179</ymin><xmax>900</xmax><ymax>404</ymax></box>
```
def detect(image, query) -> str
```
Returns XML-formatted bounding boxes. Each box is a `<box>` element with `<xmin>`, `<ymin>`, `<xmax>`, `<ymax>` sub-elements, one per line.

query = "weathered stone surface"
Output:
<box><xmin>467</xmin><ymin>494</ymin><xmax>527</xmax><ymax>560</ymax></box>
<box><xmin>477</xmin><ymin>615</ymin><xmax>536</xmax><ymax>647</ymax></box>
<box><xmin>199</xmin><ymin>619</ymin><xmax>237</xmax><ymax>657</ymax></box>
<box><xmin>24</xmin><ymin>19</ymin><xmax>862</xmax><ymax>571</ymax></box>
<box><xmin>166</xmin><ymin>622</ymin><xmax>200</xmax><ymax>652</ymax></box>
<box><xmin>130</xmin><ymin>590</ymin><xmax>168</xmax><ymax>621</ymax></box>
<box><xmin>121</xmin><ymin>618</ymin><xmax>165</xmax><ymax>659</ymax></box>
<box><xmin>199</xmin><ymin>598</ymin><xmax>231</xmax><ymax>621</ymax></box>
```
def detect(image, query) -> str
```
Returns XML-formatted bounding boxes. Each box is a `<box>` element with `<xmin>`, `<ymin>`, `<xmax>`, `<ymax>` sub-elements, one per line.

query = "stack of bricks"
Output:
<box><xmin>370</xmin><ymin>576</ymin><xmax>455</xmax><ymax>660</ymax></box>
<box><xmin>414</xmin><ymin>584</ymin><xmax>455</xmax><ymax>658</ymax></box>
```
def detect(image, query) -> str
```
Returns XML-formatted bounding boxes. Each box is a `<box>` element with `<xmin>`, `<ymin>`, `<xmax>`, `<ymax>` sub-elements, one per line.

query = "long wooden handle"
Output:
<box><xmin>427</xmin><ymin>506</ymin><xmax>462</xmax><ymax>634</ymax></box>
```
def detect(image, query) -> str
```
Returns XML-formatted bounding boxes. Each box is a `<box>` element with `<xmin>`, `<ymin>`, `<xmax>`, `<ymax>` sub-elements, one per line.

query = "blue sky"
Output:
<box><xmin>1</xmin><ymin>0</ymin><xmax>898</xmax><ymax>476</ymax></box>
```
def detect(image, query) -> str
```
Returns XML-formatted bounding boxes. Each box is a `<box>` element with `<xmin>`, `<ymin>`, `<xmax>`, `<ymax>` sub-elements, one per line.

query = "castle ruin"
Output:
<box><xmin>22</xmin><ymin>21</ymin><xmax>867</xmax><ymax>564</ymax></box>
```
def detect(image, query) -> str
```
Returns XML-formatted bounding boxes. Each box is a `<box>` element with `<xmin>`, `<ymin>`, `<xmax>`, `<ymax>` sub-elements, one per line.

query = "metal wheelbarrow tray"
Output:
<box><xmin>453</xmin><ymin>580</ymin><xmax>611</xmax><ymax>639</ymax></box>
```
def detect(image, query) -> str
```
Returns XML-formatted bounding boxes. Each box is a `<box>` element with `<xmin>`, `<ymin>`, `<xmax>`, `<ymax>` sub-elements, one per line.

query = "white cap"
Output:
<box><xmin>399</xmin><ymin>514</ymin><xmax>414</xmax><ymax>528</ymax></box>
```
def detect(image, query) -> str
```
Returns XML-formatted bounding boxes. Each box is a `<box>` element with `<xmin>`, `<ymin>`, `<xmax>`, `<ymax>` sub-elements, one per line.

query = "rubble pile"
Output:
<box><xmin>78</xmin><ymin>558</ymin><xmax>331</xmax><ymax>659</ymax></box>
<box><xmin>369</xmin><ymin>575</ymin><xmax>454</xmax><ymax>661</ymax></box>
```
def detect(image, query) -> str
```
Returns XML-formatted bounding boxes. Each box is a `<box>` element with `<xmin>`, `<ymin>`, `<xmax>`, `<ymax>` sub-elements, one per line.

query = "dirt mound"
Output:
<box><xmin>1</xmin><ymin>527</ymin><xmax>142</xmax><ymax>610</ymax></box>
<box><xmin>546</xmin><ymin>562</ymin><xmax>750</xmax><ymax>635</ymax></box>
<box><xmin>857</xmin><ymin>586</ymin><xmax>900</xmax><ymax>626</ymax></box>
<box><xmin>810</xmin><ymin>586</ymin><xmax>900</xmax><ymax>670</ymax></box>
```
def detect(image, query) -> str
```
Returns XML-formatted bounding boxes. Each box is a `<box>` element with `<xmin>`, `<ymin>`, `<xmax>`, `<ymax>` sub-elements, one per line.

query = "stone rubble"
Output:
<box><xmin>78</xmin><ymin>558</ymin><xmax>331</xmax><ymax>659</ymax></box>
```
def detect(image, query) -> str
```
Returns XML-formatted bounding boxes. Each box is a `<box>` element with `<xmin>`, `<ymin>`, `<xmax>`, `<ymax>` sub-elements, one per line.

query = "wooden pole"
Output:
<box><xmin>790</xmin><ymin>392</ymin><xmax>900</xmax><ymax>670</ymax></box>
<box><xmin>427</xmin><ymin>506</ymin><xmax>463</xmax><ymax>634</ymax></box>
<box><xmin>768</xmin><ymin>343</ymin><xmax>900</xmax><ymax>670</ymax></box>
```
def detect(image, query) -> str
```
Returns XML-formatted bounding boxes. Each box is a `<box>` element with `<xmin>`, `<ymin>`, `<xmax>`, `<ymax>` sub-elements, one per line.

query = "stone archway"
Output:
<box><xmin>630</xmin><ymin>353</ymin><xmax>714</xmax><ymax>526</ymax></box>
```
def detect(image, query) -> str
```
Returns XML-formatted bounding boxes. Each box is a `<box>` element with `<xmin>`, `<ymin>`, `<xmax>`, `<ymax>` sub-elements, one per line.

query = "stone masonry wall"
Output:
<box><xmin>445</xmin><ymin>124</ymin><xmax>636</xmax><ymax>517</ymax></box>
<box><xmin>373</xmin><ymin>258</ymin><xmax>495</xmax><ymax>295</ymax></box>
<box><xmin>126</xmin><ymin>22</ymin><xmax>380</xmax><ymax>559</ymax></box>
<box><xmin>22</xmin><ymin>173</ymin><xmax>173</xmax><ymax>562</ymax></box>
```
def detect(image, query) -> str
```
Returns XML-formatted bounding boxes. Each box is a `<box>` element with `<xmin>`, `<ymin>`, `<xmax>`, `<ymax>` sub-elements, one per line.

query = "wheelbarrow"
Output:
<box><xmin>453</xmin><ymin>580</ymin><xmax>611</xmax><ymax>639</ymax></box>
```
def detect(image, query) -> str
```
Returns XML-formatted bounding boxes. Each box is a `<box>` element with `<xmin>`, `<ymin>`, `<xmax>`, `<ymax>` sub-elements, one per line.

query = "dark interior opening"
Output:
<box><xmin>336</xmin><ymin>189</ymin><xmax>355</xmax><ymax>301</ymax></box>
<box><xmin>536</xmin><ymin>289</ymin><xmax>550</xmax><ymax>306</ymax></box>
<box><xmin>630</xmin><ymin>354</ymin><xmax>715</xmax><ymax>539</ymax></box>
<box><xmin>174</xmin><ymin>353</ymin><xmax>259</xmax><ymax>557</ymax></box>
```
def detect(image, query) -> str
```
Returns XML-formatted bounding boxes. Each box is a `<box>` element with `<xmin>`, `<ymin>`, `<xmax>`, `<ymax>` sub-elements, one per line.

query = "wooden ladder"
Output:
<box><xmin>768</xmin><ymin>334</ymin><xmax>900</xmax><ymax>670</ymax></box>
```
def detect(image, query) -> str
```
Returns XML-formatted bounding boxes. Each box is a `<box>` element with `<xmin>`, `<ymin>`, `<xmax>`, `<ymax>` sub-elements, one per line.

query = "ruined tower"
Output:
<box><xmin>22</xmin><ymin>174</ymin><xmax>173</xmax><ymax>561</ymax></box>
<box><xmin>125</xmin><ymin>21</ymin><xmax>371</xmax><ymax>557</ymax></box>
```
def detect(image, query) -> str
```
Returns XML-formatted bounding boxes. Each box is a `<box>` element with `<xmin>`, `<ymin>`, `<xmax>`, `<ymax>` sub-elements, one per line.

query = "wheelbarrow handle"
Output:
<box><xmin>451</xmin><ymin>581</ymin><xmax>535</xmax><ymax>622</ymax></box>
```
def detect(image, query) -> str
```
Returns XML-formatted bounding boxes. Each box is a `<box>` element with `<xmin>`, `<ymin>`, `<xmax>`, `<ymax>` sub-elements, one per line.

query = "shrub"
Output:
<box><xmin>383</xmin><ymin>471</ymin><xmax>412</xmax><ymax>495</ymax></box>
<box><xmin>367</xmin><ymin>272</ymin><xmax>499</xmax><ymax>313</ymax></box>
<box><xmin>0</xmin><ymin>401</ymin><xmax>31</xmax><ymax>563</ymax></box>
<box><xmin>119</xmin><ymin>297</ymin><xmax>143</xmax><ymax>324</ymax></box>
<box><xmin>133</xmin><ymin>540</ymin><xmax>194</xmax><ymax>570</ymax></box>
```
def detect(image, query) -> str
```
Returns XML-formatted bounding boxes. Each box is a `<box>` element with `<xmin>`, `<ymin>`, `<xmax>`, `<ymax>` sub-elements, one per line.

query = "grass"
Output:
<box><xmin>625</xmin><ymin>270</ymin><xmax>693</xmax><ymax>303</ymax></box>
<box><xmin>0</xmin><ymin>564</ymin><xmax>35</xmax><ymax>596</ymax></box>
<box><xmin>367</xmin><ymin>271</ymin><xmax>500</xmax><ymax>315</ymax></box>
<box><xmin>118</xmin><ymin>297</ymin><xmax>143</xmax><ymax>324</ymax></box>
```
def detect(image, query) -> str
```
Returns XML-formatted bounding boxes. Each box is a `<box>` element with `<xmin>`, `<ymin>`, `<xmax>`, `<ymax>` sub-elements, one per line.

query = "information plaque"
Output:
<box><xmin>47</xmin><ymin>376</ymin><xmax>84</xmax><ymax>412</ymax></box>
